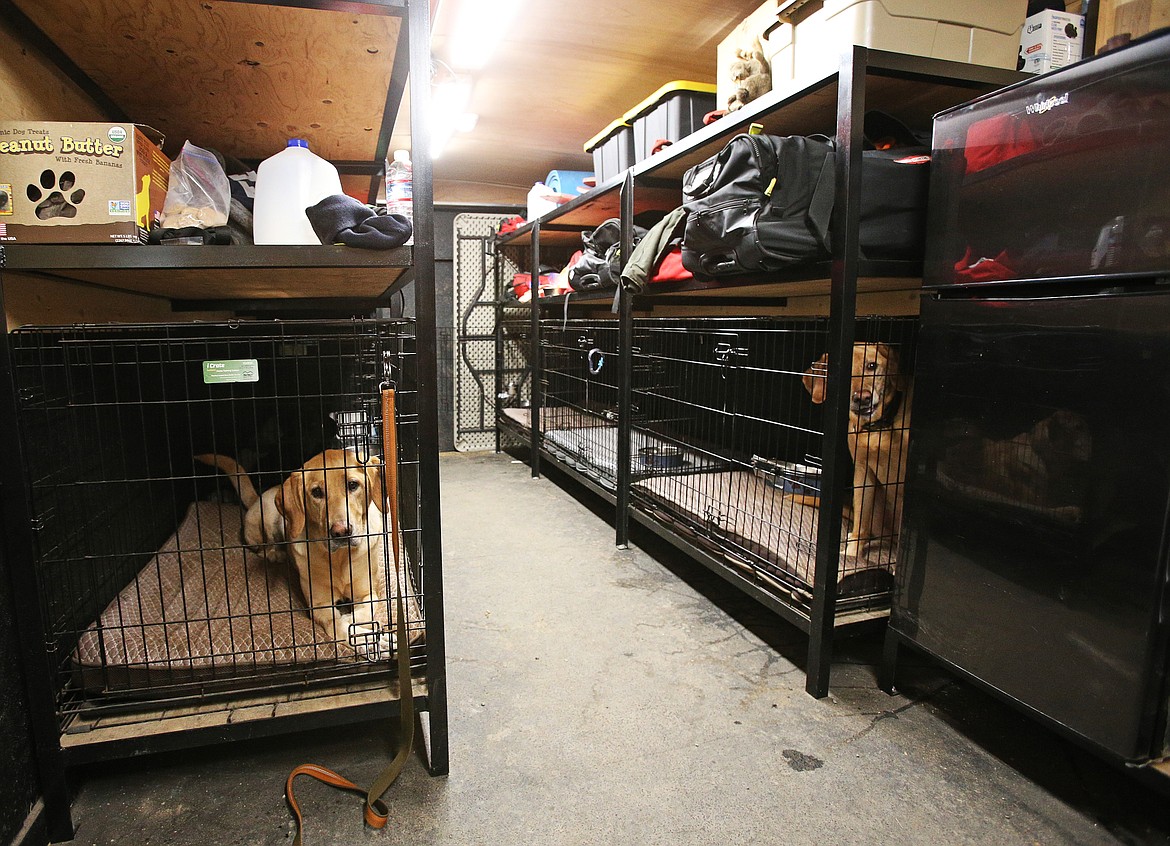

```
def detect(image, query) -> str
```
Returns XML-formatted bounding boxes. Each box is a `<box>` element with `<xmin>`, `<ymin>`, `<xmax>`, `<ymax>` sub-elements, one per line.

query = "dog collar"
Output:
<box><xmin>860</xmin><ymin>389</ymin><xmax>903</xmax><ymax>432</ymax></box>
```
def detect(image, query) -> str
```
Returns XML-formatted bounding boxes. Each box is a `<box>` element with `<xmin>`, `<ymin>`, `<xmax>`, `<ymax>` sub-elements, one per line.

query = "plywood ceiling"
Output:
<box><xmin>12</xmin><ymin>0</ymin><xmax>398</xmax><ymax>165</ymax></box>
<box><xmin>16</xmin><ymin>0</ymin><xmax>768</xmax><ymax>205</ymax></box>
<box><xmin>414</xmin><ymin>0</ymin><xmax>769</xmax><ymax>204</ymax></box>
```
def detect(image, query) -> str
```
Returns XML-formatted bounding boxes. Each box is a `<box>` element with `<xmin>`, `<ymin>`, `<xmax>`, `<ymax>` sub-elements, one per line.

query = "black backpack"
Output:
<box><xmin>680</xmin><ymin>132</ymin><xmax>931</xmax><ymax>278</ymax></box>
<box><xmin>680</xmin><ymin>133</ymin><xmax>836</xmax><ymax>278</ymax></box>
<box><xmin>568</xmin><ymin>218</ymin><xmax>648</xmax><ymax>291</ymax></box>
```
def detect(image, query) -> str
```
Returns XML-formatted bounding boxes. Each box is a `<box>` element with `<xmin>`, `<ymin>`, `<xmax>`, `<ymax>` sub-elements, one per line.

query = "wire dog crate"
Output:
<box><xmin>537</xmin><ymin>318</ymin><xmax>623</xmax><ymax>489</ymax></box>
<box><xmin>629</xmin><ymin>316</ymin><xmax>917</xmax><ymax>615</ymax></box>
<box><xmin>6</xmin><ymin>319</ymin><xmax>437</xmax><ymax>756</ymax></box>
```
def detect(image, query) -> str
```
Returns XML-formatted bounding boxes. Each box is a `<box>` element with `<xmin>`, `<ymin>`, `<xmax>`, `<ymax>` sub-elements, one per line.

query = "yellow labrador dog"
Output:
<box><xmin>802</xmin><ymin>342</ymin><xmax>912</xmax><ymax>558</ymax></box>
<box><xmin>196</xmin><ymin>449</ymin><xmax>393</xmax><ymax>661</ymax></box>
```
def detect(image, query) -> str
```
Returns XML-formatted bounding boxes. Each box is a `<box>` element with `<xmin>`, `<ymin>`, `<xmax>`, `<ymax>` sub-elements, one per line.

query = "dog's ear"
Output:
<box><xmin>361</xmin><ymin>455</ymin><xmax>385</xmax><ymax>512</ymax></box>
<box><xmin>277</xmin><ymin>472</ymin><xmax>306</xmax><ymax>539</ymax></box>
<box><xmin>802</xmin><ymin>354</ymin><xmax>829</xmax><ymax>404</ymax></box>
<box><xmin>875</xmin><ymin>343</ymin><xmax>907</xmax><ymax>391</ymax></box>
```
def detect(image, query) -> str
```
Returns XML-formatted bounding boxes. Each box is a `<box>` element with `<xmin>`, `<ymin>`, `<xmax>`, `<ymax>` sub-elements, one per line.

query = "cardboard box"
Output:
<box><xmin>1095</xmin><ymin>0</ymin><xmax>1170</xmax><ymax>52</ymax></box>
<box><xmin>794</xmin><ymin>0</ymin><xmax>1028</xmax><ymax>81</ymax></box>
<box><xmin>0</xmin><ymin>122</ymin><xmax>169</xmax><ymax>244</ymax></box>
<box><xmin>1020</xmin><ymin>9</ymin><xmax>1086</xmax><ymax>73</ymax></box>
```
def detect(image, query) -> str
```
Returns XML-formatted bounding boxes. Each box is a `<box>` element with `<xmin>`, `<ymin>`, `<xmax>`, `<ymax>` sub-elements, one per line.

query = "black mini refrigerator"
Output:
<box><xmin>885</xmin><ymin>31</ymin><xmax>1170</xmax><ymax>769</ymax></box>
<box><xmin>890</xmin><ymin>289</ymin><xmax>1170</xmax><ymax>763</ymax></box>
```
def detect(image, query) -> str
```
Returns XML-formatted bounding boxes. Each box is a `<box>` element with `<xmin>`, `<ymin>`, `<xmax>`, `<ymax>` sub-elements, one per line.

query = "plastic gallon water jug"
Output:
<box><xmin>253</xmin><ymin>139</ymin><xmax>343</xmax><ymax>245</ymax></box>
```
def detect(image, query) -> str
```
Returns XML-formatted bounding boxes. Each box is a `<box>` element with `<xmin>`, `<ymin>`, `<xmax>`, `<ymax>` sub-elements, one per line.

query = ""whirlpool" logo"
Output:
<box><xmin>1026</xmin><ymin>93</ymin><xmax>1070</xmax><ymax>115</ymax></box>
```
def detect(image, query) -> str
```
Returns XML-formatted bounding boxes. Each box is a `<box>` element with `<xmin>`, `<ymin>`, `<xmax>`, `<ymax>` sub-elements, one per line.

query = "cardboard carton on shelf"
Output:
<box><xmin>1020</xmin><ymin>9</ymin><xmax>1086</xmax><ymax>73</ymax></box>
<box><xmin>0</xmin><ymin>121</ymin><xmax>169</xmax><ymax>244</ymax></box>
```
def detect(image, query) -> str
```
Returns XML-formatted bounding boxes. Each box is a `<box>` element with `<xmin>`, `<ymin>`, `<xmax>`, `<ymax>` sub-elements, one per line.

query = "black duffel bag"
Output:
<box><xmin>681</xmin><ymin>133</ymin><xmax>836</xmax><ymax>277</ymax></box>
<box><xmin>568</xmin><ymin>218</ymin><xmax>648</xmax><ymax>291</ymax></box>
<box><xmin>680</xmin><ymin>131</ymin><xmax>930</xmax><ymax>278</ymax></box>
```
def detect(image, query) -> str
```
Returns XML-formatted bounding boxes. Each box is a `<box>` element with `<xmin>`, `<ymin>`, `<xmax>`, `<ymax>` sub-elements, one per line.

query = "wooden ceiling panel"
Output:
<box><xmin>11</xmin><ymin>0</ymin><xmax>399</xmax><ymax>164</ymax></box>
<box><xmin>423</xmin><ymin>0</ymin><xmax>770</xmax><ymax>203</ymax></box>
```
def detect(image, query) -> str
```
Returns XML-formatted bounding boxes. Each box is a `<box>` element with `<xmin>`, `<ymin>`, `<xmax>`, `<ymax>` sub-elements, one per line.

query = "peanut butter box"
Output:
<box><xmin>0</xmin><ymin>122</ymin><xmax>170</xmax><ymax>244</ymax></box>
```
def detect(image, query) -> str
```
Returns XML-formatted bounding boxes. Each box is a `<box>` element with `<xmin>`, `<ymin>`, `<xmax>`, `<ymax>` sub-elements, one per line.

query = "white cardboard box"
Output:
<box><xmin>793</xmin><ymin>0</ymin><xmax>1028</xmax><ymax>82</ymax></box>
<box><xmin>1020</xmin><ymin>9</ymin><xmax>1086</xmax><ymax>74</ymax></box>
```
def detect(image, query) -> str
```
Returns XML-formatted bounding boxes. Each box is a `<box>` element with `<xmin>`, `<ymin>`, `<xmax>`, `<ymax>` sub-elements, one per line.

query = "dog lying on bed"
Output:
<box><xmin>802</xmin><ymin>342</ymin><xmax>913</xmax><ymax>558</ymax></box>
<box><xmin>196</xmin><ymin>450</ymin><xmax>395</xmax><ymax>661</ymax></box>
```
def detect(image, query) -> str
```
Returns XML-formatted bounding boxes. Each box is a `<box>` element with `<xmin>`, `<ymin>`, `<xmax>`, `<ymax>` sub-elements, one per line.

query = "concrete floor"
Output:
<box><xmin>68</xmin><ymin>451</ymin><xmax>1170</xmax><ymax>846</ymax></box>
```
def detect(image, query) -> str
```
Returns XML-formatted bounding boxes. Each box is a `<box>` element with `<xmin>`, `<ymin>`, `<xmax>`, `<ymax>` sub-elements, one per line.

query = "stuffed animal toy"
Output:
<box><xmin>727</xmin><ymin>42</ymin><xmax>771</xmax><ymax>112</ymax></box>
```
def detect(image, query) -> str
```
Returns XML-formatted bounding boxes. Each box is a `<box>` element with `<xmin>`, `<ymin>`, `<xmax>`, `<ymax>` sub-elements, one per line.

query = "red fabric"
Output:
<box><xmin>539</xmin><ymin>273</ymin><xmax>568</xmax><ymax>297</ymax></box>
<box><xmin>963</xmin><ymin>113</ymin><xmax>1040</xmax><ymax>175</ymax></box>
<box><xmin>953</xmin><ymin>247</ymin><xmax>1016</xmax><ymax>283</ymax></box>
<box><xmin>498</xmin><ymin>215</ymin><xmax>525</xmax><ymax>235</ymax></box>
<box><xmin>649</xmin><ymin>247</ymin><xmax>693</xmax><ymax>283</ymax></box>
<box><xmin>512</xmin><ymin>272</ymin><xmax>564</xmax><ymax>299</ymax></box>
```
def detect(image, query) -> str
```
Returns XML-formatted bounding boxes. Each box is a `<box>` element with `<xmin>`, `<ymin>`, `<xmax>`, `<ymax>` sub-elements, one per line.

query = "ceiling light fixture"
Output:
<box><xmin>447</xmin><ymin>0</ymin><xmax>523</xmax><ymax>70</ymax></box>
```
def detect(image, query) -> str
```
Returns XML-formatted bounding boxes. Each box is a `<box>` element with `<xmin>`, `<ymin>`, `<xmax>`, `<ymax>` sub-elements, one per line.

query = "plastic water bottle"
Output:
<box><xmin>385</xmin><ymin>149</ymin><xmax>414</xmax><ymax>246</ymax></box>
<box><xmin>252</xmin><ymin>139</ymin><xmax>343</xmax><ymax>245</ymax></box>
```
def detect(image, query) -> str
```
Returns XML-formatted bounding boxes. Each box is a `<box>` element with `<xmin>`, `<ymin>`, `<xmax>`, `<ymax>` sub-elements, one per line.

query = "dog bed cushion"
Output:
<box><xmin>632</xmin><ymin>470</ymin><xmax>894</xmax><ymax>598</ymax></box>
<box><xmin>502</xmin><ymin>406</ymin><xmax>611</xmax><ymax>432</ymax></box>
<box><xmin>543</xmin><ymin>427</ymin><xmax>721</xmax><ymax>490</ymax></box>
<box><xmin>72</xmin><ymin>500</ymin><xmax>423</xmax><ymax>694</ymax></box>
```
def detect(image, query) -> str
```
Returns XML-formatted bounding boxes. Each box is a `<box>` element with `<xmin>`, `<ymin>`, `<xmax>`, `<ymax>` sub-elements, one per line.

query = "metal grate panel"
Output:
<box><xmin>454</xmin><ymin>213</ymin><xmax>529</xmax><ymax>451</ymax></box>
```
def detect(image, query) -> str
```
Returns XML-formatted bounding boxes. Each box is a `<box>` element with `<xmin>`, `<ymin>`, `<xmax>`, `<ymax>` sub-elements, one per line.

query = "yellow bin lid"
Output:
<box><xmin>584</xmin><ymin>117</ymin><xmax>631</xmax><ymax>154</ymax></box>
<box><xmin>622</xmin><ymin>80</ymin><xmax>717</xmax><ymax>123</ymax></box>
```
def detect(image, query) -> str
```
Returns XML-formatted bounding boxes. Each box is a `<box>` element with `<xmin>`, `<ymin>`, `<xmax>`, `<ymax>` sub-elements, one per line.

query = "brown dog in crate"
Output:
<box><xmin>196</xmin><ymin>449</ymin><xmax>399</xmax><ymax>661</ymax></box>
<box><xmin>802</xmin><ymin>342</ymin><xmax>913</xmax><ymax>559</ymax></box>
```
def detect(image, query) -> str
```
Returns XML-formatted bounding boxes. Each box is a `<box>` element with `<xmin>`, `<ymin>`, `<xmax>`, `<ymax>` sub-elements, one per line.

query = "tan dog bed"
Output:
<box><xmin>502</xmin><ymin>406</ymin><xmax>612</xmax><ymax>432</ymax></box>
<box><xmin>632</xmin><ymin>470</ymin><xmax>894</xmax><ymax>600</ymax></box>
<box><xmin>72</xmin><ymin>500</ymin><xmax>424</xmax><ymax>694</ymax></box>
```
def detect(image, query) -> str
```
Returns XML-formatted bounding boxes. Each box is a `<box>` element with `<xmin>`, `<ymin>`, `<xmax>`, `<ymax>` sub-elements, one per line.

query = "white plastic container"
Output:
<box><xmin>385</xmin><ymin>148</ymin><xmax>413</xmax><ymax>246</ymax></box>
<box><xmin>252</xmin><ymin>139</ymin><xmax>343</xmax><ymax>245</ymax></box>
<box><xmin>526</xmin><ymin>182</ymin><xmax>567</xmax><ymax>221</ymax></box>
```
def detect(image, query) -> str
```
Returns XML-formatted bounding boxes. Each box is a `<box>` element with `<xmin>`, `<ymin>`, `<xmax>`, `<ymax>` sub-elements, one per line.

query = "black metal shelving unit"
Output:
<box><xmin>493</xmin><ymin>47</ymin><xmax>1024</xmax><ymax>699</ymax></box>
<box><xmin>0</xmin><ymin>0</ymin><xmax>448</xmax><ymax>840</ymax></box>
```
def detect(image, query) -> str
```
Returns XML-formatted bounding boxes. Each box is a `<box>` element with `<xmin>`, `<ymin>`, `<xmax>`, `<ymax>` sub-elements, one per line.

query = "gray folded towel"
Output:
<box><xmin>305</xmin><ymin>194</ymin><xmax>412</xmax><ymax>249</ymax></box>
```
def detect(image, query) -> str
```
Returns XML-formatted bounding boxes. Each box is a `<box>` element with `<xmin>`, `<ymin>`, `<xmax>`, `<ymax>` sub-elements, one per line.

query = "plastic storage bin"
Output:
<box><xmin>623</xmin><ymin>81</ymin><xmax>717</xmax><ymax>164</ymax></box>
<box><xmin>584</xmin><ymin>119</ymin><xmax>635</xmax><ymax>184</ymax></box>
<box><xmin>790</xmin><ymin>0</ymin><xmax>1028</xmax><ymax>82</ymax></box>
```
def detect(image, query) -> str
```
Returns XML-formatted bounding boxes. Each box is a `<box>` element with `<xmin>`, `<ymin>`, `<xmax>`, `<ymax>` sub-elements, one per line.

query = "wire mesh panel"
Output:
<box><xmin>630</xmin><ymin>316</ymin><xmax>916</xmax><ymax>613</ymax></box>
<box><xmin>9</xmin><ymin>319</ymin><xmax>428</xmax><ymax>725</ymax></box>
<box><xmin>455</xmin><ymin>213</ymin><xmax>521</xmax><ymax>452</ymax></box>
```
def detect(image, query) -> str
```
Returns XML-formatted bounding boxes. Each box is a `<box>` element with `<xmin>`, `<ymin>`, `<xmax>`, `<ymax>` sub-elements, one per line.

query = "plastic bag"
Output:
<box><xmin>160</xmin><ymin>141</ymin><xmax>231</xmax><ymax>229</ymax></box>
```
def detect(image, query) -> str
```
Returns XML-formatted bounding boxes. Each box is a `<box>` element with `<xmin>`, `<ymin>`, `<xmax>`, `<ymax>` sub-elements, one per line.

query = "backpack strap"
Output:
<box><xmin>806</xmin><ymin>145</ymin><xmax>836</xmax><ymax>252</ymax></box>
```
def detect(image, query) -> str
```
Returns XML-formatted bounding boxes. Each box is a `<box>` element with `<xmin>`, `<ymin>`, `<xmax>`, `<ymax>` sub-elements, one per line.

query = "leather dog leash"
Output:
<box><xmin>285</xmin><ymin>387</ymin><xmax>415</xmax><ymax>845</ymax></box>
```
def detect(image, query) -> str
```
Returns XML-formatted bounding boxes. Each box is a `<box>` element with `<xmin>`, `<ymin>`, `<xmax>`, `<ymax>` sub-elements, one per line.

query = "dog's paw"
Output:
<box><xmin>26</xmin><ymin>170</ymin><xmax>85</xmax><ymax>220</ymax></box>
<box><xmin>347</xmin><ymin>621</ymin><xmax>396</xmax><ymax>663</ymax></box>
